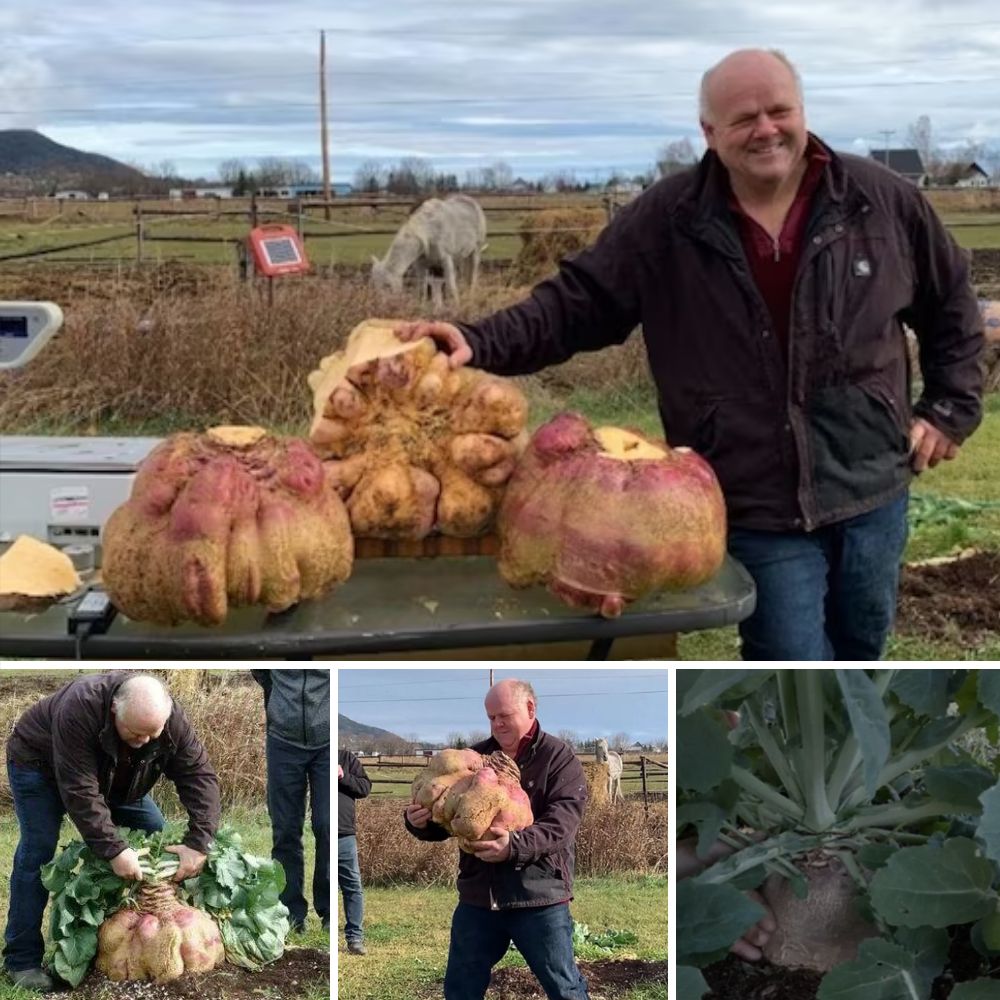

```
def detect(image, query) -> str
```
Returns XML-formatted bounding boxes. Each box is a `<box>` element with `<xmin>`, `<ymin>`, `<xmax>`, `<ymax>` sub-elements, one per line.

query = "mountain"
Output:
<box><xmin>0</xmin><ymin>129</ymin><xmax>148</xmax><ymax>191</ymax></box>
<box><xmin>338</xmin><ymin>713</ymin><xmax>403</xmax><ymax>742</ymax></box>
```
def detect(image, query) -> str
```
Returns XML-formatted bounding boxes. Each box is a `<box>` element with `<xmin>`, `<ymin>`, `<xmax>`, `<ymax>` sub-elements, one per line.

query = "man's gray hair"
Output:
<box><xmin>699</xmin><ymin>48</ymin><xmax>803</xmax><ymax>123</ymax></box>
<box><xmin>508</xmin><ymin>680</ymin><xmax>537</xmax><ymax>707</ymax></box>
<box><xmin>112</xmin><ymin>674</ymin><xmax>173</xmax><ymax>720</ymax></box>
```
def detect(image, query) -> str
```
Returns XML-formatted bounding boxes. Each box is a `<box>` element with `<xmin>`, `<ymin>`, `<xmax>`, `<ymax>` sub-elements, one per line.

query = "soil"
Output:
<box><xmin>971</xmin><ymin>247</ymin><xmax>1000</xmax><ymax>298</ymax></box>
<box><xmin>59</xmin><ymin>948</ymin><xmax>329</xmax><ymax>1000</ymax></box>
<box><xmin>483</xmin><ymin>959</ymin><xmax>667</xmax><ymax>999</ymax></box>
<box><xmin>895</xmin><ymin>550</ymin><xmax>1000</xmax><ymax>645</ymax></box>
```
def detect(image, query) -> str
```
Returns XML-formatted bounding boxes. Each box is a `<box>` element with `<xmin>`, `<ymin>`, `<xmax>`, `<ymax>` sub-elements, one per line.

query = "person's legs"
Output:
<box><xmin>309</xmin><ymin>746</ymin><xmax>331</xmax><ymax>928</ymax></box>
<box><xmin>337</xmin><ymin>836</ymin><xmax>364</xmax><ymax>945</ymax></box>
<box><xmin>109</xmin><ymin>795</ymin><xmax>165</xmax><ymax>835</ymax></box>
<box><xmin>3</xmin><ymin>763</ymin><xmax>65</xmax><ymax>974</ymax></box>
<box><xmin>267</xmin><ymin>734</ymin><xmax>309</xmax><ymax>928</ymax></box>
<box><xmin>510</xmin><ymin>905</ymin><xmax>591</xmax><ymax>1000</ymax></box>
<box><xmin>727</xmin><ymin>527</ymin><xmax>834</xmax><ymax>660</ymax></box>
<box><xmin>443</xmin><ymin>903</ymin><xmax>511</xmax><ymax>1000</ymax></box>
<box><xmin>825</xmin><ymin>493</ymin><xmax>909</xmax><ymax>660</ymax></box>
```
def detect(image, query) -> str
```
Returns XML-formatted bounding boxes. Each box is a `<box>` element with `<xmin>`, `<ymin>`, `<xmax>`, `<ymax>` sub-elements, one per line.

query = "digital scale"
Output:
<box><xmin>0</xmin><ymin>301</ymin><xmax>161</xmax><ymax>564</ymax></box>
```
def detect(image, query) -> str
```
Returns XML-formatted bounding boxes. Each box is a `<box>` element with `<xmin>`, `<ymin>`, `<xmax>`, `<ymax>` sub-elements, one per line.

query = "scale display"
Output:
<box><xmin>0</xmin><ymin>302</ymin><xmax>64</xmax><ymax>369</ymax></box>
<box><xmin>247</xmin><ymin>225</ymin><xmax>310</xmax><ymax>277</ymax></box>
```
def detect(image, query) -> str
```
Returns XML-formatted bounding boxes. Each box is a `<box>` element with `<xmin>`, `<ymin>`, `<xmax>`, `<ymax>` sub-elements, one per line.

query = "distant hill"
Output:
<box><xmin>338</xmin><ymin>713</ymin><xmax>403</xmax><ymax>743</ymax></box>
<box><xmin>0</xmin><ymin>129</ymin><xmax>148</xmax><ymax>192</ymax></box>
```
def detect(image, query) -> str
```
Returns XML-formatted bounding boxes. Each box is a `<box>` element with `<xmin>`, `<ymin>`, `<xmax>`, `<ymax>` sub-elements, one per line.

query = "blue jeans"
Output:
<box><xmin>3</xmin><ymin>760</ymin><xmax>164</xmax><ymax>972</ymax></box>
<box><xmin>728</xmin><ymin>493</ymin><xmax>909</xmax><ymax>660</ymax></box>
<box><xmin>337</xmin><ymin>835</ymin><xmax>364</xmax><ymax>944</ymax></box>
<box><xmin>265</xmin><ymin>735</ymin><xmax>330</xmax><ymax>927</ymax></box>
<box><xmin>444</xmin><ymin>902</ymin><xmax>590</xmax><ymax>1000</ymax></box>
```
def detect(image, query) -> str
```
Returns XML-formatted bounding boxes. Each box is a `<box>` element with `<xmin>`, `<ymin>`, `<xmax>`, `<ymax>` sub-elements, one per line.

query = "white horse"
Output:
<box><xmin>371</xmin><ymin>194</ymin><xmax>486</xmax><ymax>304</ymax></box>
<box><xmin>595</xmin><ymin>738</ymin><xmax>623</xmax><ymax>804</ymax></box>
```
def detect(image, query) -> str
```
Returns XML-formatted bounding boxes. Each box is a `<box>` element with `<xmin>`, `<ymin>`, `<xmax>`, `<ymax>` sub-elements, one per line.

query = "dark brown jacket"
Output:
<box><xmin>461</xmin><ymin>136</ymin><xmax>984</xmax><ymax>532</ymax></box>
<box><xmin>6</xmin><ymin>672</ymin><xmax>220</xmax><ymax>860</ymax></box>
<box><xmin>405</xmin><ymin>726</ymin><xmax>587</xmax><ymax>910</ymax></box>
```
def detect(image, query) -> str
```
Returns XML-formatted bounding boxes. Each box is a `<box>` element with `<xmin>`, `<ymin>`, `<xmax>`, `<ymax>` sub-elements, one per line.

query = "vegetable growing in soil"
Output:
<box><xmin>497</xmin><ymin>412</ymin><xmax>726</xmax><ymax>617</ymax></box>
<box><xmin>676</xmin><ymin>669</ymin><xmax>1000</xmax><ymax>1000</ymax></box>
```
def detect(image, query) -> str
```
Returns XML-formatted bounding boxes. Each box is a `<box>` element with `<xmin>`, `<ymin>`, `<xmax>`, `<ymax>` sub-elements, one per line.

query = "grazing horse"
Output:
<box><xmin>595</xmin><ymin>738</ymin><xmax>623</xmax><ymax>804</ymax></box>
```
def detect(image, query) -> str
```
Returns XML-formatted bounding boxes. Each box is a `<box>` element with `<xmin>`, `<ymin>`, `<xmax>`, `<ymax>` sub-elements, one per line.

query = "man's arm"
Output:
<box><xmin>403</xmin><ymin>804</ymin><xmax>451</xmax><ymax>842</ymax></box>
<box><xmin>161</xmin><ymin>704</ymin><xmax>222</xmax><ymax>855</ymax></box>
<box><xmin>904</xmin><ymin>193</ymin><xmax>984</xmax><ymax>451</ymax></box>
<box><xmin>339</xmin><ymin>754</ymin><xmax>372</xmax><ymax>799</ymax></box>
<box><xmin>249</xmin><ymin>670</ymin><xmax>272</xmax><ymax>707</ymax></box>
<box><xmin>506</xmin><ymin>749</ymin><xmax>587</xmax><ymax>866</ymax></box>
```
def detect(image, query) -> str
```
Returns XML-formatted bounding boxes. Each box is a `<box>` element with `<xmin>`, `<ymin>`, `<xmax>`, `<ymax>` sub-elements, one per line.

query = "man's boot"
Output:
<box><xmin>347</xmin><ymin>939</ymin><xmax>367</xmax><ymax>955</ymax></box>
<box><xmin>9</xmin><ymin>968</ymin><xmax>58</xmax><ymax>993</ymax></box>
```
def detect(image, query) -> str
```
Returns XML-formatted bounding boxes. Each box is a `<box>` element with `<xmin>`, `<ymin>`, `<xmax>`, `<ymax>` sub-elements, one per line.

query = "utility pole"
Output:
<box><xmin>880</xmin><ymin>130</ymin><xmax>895</xmax><ymax>167</ymax></box>
<box><xmin>319</xmin><ymin>30</ymin><xmax>331</xmax><ymax>221</ymax></box>
<box><xmin>489</xmin><ymin>669</ymin><xmax>494</xmax><ymax>688</ymax></box>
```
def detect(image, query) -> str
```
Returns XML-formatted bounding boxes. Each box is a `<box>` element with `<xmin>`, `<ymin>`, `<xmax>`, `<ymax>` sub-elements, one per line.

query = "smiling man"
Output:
<box><xmin>396</xmin><ymin>47</ymin><xmax>984</xmax><ymax>661</ymax></box>
<box><xmin>3</xmin><ymin>672</ymin><xmax>220</xmax><ymax>993</ymax></box>
<box><xmin>404</xmin><ymin>679</ymin><xmax>589</xmax><ymax>1000</ymax></box>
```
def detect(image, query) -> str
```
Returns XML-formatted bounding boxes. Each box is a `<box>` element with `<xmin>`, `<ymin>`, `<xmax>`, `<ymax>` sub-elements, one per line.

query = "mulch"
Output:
<box><xmin>60</xmin><ymin>948</ymin><xmax>329</xmax><ymax>1000</ymax></box>
<box><xmin>485</xmin><ymin>959</ymin><xmax>667</xmax><ymax>999</ymax></box>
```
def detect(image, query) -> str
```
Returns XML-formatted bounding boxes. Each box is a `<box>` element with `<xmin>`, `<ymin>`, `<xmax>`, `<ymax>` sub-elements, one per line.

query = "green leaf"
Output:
<box><xmin>975</xmin><ymin>907</ymin><xmax>1000</xmax><ymax>952</ymax></box>
<box><xmin>949</xmin><ymin>983</ymin><xmax>1000</xmax><ymax>1000</ymax></box>
<box><xmin>837</xmin><ymin>669</ymin><xmax>891</xmax><ymax>798</ymax></box>
<box><xmin>677</xmin><ymin>709</ymin><xmax>733</xmax><ymax>792</ymax></box>
<box><xmin>857</xmin><ymin>844</ymin><xmax>895</xmax><ymax>870</ymax></box>
<box><xmin>889</xmin><ymin>671</ymin><xmax>951</xmax><ymax>718</ymax></box>
<box><xmin>676</xmin><ymin>880</ymin><xmax>764</xmax><ymax>964</ymax></box>
<box><xmin>676</xmin><ymin>965</ymin><xmax>710</xmax><ymax>1000</ymax></box>
<box><xmin>976</xmin><ymin>669</ymin><xmax>1000</xmax><ymax>716</ymax></box>
<box><xmin>976</xmin><ymin>780</ymin><xmax>1000</xmax><ymax>865</ymax></box>
<box><xmin>892</xmin><ymin>926</ymin><xmax>949</xmax><ymax>986</ymax></box>
<box><xmin>924</xmin><ymin>764</ymin><xmax>995</xmax><ymax>811</ymax></box>
<box><xmin>870</xmin><ymin>838</ymin><xmax>997</xmax><ymax>928</ymax></box>
<box><xmin>679</xmin><ymin>670</ymin><xmax>767</xmax><ymax>715</ymax></box>
<box><xmin>676</xmin><ymin>803</ymin><xmax>727</xmax><ymax>860</ymax></box>
<box><xmin>817</xmin><ymin>939</ymin><xmax>928</xmax><ymax>1000</ymax></box>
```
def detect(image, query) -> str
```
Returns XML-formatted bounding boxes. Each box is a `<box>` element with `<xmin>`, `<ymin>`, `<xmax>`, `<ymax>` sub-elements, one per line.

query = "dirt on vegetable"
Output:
<box><xmin>62</xmin><ymin>947</ymin><xmax>329</xmax><ymax>1000</ymax></box>
<box><xmin>895</xmin><ymin>550</ymin><xmax>1000</xmax><ymax>644</ymax></box>
<box><xmin>483</xmin><ymin>958</ymin><xmax>667</xmax><ymax>998</ymax></box>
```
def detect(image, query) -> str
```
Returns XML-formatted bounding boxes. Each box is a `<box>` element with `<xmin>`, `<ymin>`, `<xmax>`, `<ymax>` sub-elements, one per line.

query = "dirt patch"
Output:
<box><xmin>61</xmin><ymin>948</ymin><xmax>329</xmax><ymax>1000</ymax></box>
<box><xmin>895</xmin><ymin>550</ymin><xmax>1000</xmax><ymax>644</ymax></box>
<box><xmin>972</xmin><ymin>247</ymin><xmax>1000</xmax><ymax>298</ymax></box>
<box><xmin>485</xmin><ymin>958</ymin><xmax>667</xmax><ymax>999</ymax></box>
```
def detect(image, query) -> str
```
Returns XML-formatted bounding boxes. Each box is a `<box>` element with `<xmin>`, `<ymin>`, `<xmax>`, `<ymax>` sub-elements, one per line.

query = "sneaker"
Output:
<box><xmin>9</xmin><ymin>968</ymin><xmax>58</xmax><ymax>993</ymax></box>
<box><xmin>346</xmin><ymin>940</ymin><xmax>367</xmax><ymax>955</ymax></box>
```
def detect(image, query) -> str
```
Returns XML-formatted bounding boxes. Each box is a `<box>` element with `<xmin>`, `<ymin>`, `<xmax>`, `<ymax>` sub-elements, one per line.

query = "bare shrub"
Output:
<box><xmin>511</xmin><ymin>209</ymin><xmax>606</xmax><ymax>285</ymax></box>
<box><xmin>353</xmin><ymin>797</ymin><xmax>667</xmax><ymax>886</ymax></box>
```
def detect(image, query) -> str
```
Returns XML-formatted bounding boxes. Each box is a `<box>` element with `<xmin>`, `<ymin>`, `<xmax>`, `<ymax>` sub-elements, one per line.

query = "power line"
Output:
<box><xmin>340</xmin><ymin>690</ymin><xmax>668</xmax><ymax>704</ymax></box>
<box><xmin>338</xmin><ymin>672</ymin><xmax>669</xmax><ymax>692</ymax></box>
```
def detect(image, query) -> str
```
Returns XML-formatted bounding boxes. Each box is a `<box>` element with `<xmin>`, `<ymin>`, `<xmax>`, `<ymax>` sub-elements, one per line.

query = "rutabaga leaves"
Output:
<box><xmin>676</xmin><ymin>803</ymin><xmax>727</xmax><ymax>860</ymax></box>
<box><xmin>948</xmin><ymin>983</ymin><xmax>1000</xmax><ymax>1000</ymax></box>
<box><xmin>976</xmin><ymin>780</ymin><xmax>1000</xmax><ymax>864</ymax></box>
<box><xmin>676</xmin><ymin>965</ymin><xmax>710</xmax><ymax>1000</ymax></box>
<box><xmin>976</xmin><ymin>669</ymin><xmax>1000</xmax><ymax>717</ymax></box>
<box><xmin>676</xmin><ymin>880</ymin><xmax>765</xmax><ymax>965</ymax></box>
<box><xmin>678</xmin><ymin>670</ymin><xmax>770</xmax><ymax>715</ymax></box>
<box><xmin>836</xmin><ymin>669</ymin><xmax>891</xmax><ymax>799</ymax></box>
<box><xmin>889</xmin><ymin>671</ymin><xmax>952</xmax><ymax>718</ymax></box>
<box><xmin>923</xmin><ymin>764</ymin><xmax>995</xmax><ymax>811</ymax></box>
<box><xmin>892</xmin><ymin>927</ymin><xmax>949</xmax><ymax>986</ymax></box>
<box><xmin>677</xmin><ymin>709</ymin><xmax>733</xmax><ymax>792</ymax></box>
<box><xmin>817</xmin><ymin>939</ymin><xmax>929</xmax><ymax>1000</ymax></box>
<box><xmin>869</xmin><ymin>838</ymin><xmax>997</xmax><ymax>928</ymax></box>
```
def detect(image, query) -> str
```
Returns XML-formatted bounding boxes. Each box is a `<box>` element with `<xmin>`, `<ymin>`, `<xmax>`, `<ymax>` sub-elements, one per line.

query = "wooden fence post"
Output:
<box><xmin>135</xmin><ymin>203</ymin><xmax>144</xmax><ymax>264</ymax></box>
<box><xmin>640</xmin><ymin>756</ymin><xmax>648</xmax><ymax>816</ymax></box>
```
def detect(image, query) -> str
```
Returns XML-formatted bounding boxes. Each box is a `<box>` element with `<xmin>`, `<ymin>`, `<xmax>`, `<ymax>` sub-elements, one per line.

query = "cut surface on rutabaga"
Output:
<box><xmin>0</xmin><ymin>535</ymin><xmax>81</xmax><ymax>611</ymax></box>
<box><xmin>308</xmin><ymin>318</ymin><xmax>529</xmax><ymax>539</ymax></box>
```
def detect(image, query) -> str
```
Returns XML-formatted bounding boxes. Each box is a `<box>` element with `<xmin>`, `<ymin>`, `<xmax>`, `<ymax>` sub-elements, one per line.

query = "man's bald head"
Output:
<box><xmin>112</xmin><ymin>675</ymin><xmax>172</xmax><ymax>748</ymax></box>
<box><xmin>699</xmin><ymin>49</ymin><xmax>803</xmax><ymax>125</ymax></box>
<box><xmin>484</xmin><ymin>679</ymin><xmax>537</xmax><ymax>755</ymax></box>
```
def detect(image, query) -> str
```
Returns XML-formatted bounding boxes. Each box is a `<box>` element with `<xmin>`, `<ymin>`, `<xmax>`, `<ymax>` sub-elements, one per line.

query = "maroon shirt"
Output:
<box><xmin>513</xmin><ymin>720</ymin><xmax>539</xmax><ymax>762</ymax></box>
<box><xmin>729</xmin><ymin>137</ymin><xmax>831</xmax><ymax>356</ymax></box>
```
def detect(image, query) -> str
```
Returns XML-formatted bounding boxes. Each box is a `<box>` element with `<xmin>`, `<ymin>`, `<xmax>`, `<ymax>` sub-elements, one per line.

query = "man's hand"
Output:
<box><xmin>338</xmin><ymin>765</ymin><xmax>344</xmax><ymax>779</ymax></box>
<box><xmin>730</xmin><ymin>890</ymin><xmax>777</xmax><ymax>962</ymax></box>
<box><xmin>467</xmin><ymin>825</ymin><xmax>511</xmax><ymax>863</ymax></box>
<box><xmin>405</xmin><ymin>803</ymin><xmax>432</xmax><ymax>829</ymax></box>
<box><xmin>164</xmin><ymin>844</ymin><xmax>207</xmax><ymax>883</ymax></box>
<box><xmin>394</xmin><ymin>321</ymin><xmax>472</xmax><ymax>368</ymax></box>
<box><xmin>910</xmin><ymin>417</ymin><xmax>959</xmax><ymax>473</ymax></box>
<box><xmin>110</xmin><ymin>848</ymin><xmax>143</xmax><ymax>881</ymax></box>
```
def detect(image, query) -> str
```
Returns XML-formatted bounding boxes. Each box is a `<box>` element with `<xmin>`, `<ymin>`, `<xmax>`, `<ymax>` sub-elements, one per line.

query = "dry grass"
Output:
<box><xmin>0</xmin><ymin>669</ymin><xmax>268</xmax><ymax>815</ymax></box>
<box><xmin>354</xmin><ymin>797</ymin><xmax>667</xmax><ymax>886</ymax></box>
<box><xmin>511</xmin><ymin>208</ymin><xmax>606</xmax><ymax>284</ymax></box>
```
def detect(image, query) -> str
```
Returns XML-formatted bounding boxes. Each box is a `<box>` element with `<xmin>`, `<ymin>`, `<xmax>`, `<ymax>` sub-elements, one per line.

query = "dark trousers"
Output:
<box><xmin>444</xmin><ymin>902</ymin><xmax>590</xmax><ymax>1000</ymax></box>
<box><xmin>3</xmin><ymin>759</ymin><xmax>164</xmax><ymax>972</ymax></box>
<box><xmin>265</xmin><ymin>734</ymin><xmax>330</xmax><ymax>927</ymax></box>
<box><xmin>337</xmin><ymin>835</ymin><xmax>364</xmax><ymax>943</ymax></box>
<box><xmin>728</xmin><ymin>492</ymin><xmax>909</xmax><ymax>660</ymax></box>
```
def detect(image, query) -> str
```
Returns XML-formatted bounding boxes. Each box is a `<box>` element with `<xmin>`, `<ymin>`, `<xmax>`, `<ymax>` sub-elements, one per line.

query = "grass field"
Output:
<box><xmin>336</xmin><ymin>875</ymin><xmax>666</xmax><ymax>1000</ymax></box>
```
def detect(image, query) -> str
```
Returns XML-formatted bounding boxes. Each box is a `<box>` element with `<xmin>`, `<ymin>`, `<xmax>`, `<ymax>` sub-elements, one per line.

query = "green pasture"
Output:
<box><xmin>0</xmin><ymin>807</ymin><xmax>329</xmax><ymax>999</ymax></box>
<box><xmin>336</xmin><ymin>875</ymin><xmax>667</xmax><ymax>1000</ymax></box>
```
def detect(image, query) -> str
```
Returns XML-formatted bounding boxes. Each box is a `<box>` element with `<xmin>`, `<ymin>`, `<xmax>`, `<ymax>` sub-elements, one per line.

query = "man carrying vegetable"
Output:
<box><xmin>251</xmin><ymin>669</ymin><xmax>330</xmax><ymax>935</ymax></box>
<box><xmin>3</xmin><ymin>672</ymin><xmax>220</xmax><ymax>993</ymax></box>
<box><xmin>338</xmin><ymin>746</ymin><xmax>371</xmax><ymax>955</ymax></box>
<box><xmin>404</xmin><ymin>679</ymin><xmax>591</xmax><ymax>1000</ymax></box>
<box><xmin>397</xmin><ymin>48</ymin><xmax>985</xmax><ymax>661</ymax></box>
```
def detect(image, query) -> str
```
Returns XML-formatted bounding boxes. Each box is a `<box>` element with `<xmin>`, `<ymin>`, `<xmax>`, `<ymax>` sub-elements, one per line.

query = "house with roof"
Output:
<box><xmin>954</xmin><ymin>162</ymin><xmax>990</xmax><ymax>188</ymax></box>
<box><xmin>868</xmin><ymin>149</ymin><xmax>927</xmax><ymax>187</ymax></box>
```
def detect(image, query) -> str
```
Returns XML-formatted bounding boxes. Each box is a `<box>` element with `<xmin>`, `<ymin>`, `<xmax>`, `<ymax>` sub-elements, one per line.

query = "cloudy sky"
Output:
<box><xmin>4</xmin><ymin>1</ymin><xmax>999</xmax><ymax>182</ymax></box>
<box><xmin>337</xmin><ymin>668</ymin><xmax>669</xmax><ymax>745</ymax></box>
